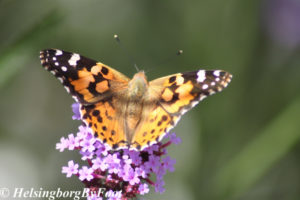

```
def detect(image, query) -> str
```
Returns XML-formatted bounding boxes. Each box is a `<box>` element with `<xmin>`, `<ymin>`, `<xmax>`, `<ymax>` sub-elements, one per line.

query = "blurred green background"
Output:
<box><xmin>1</xmin><ymin>0</ymin><xmax>300</xmax><ymax>199</ymax></box>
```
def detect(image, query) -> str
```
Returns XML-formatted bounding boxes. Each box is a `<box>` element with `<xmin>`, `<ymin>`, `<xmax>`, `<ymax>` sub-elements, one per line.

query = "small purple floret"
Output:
<box><xmin>155</xmin><ymin>178</ymin><xmax>165</xmax><ymax>194</ymax></box>
<box><xmin>169</xmin><ymin>133</ymin><xmax>182</xmax><ymax>145</ymax></box>
<box><xmin>79</xmin><ymin>166</ymin><xmax>94</xmax><ymax>181</ymax></box>
<box><xmin>138</xmin><ymin>183</ymin><xmax>150</xmax><ymax>195</ymax></box>
<box><xmin>163</xmin><ymin>156</ymin><xmax>176</xmax><ymax>172</ymax></box>
<box><xmin>56</xmin><ymin>137</ymin><xmax>68</xmax><ymax>152</ymax></box>
<box><xmin>62</xmin><ymin>160</ymin><xmax>79</xmax><ymax>177</ymax></box>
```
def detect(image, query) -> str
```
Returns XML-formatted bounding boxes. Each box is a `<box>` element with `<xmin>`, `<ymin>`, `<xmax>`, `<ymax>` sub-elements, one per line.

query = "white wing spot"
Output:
<box><xmin>197</xmin><ymin>70</ymin><xmax>206</xmax><ymax>82</ymax></box>
<box><xmin>191</xmin><ymin>101</ymin><xmax>199</xmax><ymax>108</ymax></box>
<box><xmin>176</xmin><ymin>76</ymin><xmax>184</xmax><ymax>85</ymax></box>
<box><xmin>215</xmin><ymin>78</ymin><xmax>220</xmax><ymax>82</ymax></box>
<box><xmin>211</xmin><ymin>82</ymin><xmax>216</xmax><ymax>86</ymax></box>
<box><xmin>199</xmin><ymin>95</ymin><xmax>207</xmax><ymax>101</ymax></box>
<box><xmin>208</xmin><ymin>89</ymin><xmax>215</xmax><ymax>95</ymax></box>
<box><xmin>68</xmin><ymin>53</ymin><xmax>80</xmax><ymax>66</ymax></box>
<box><xmin>55</xmin><ymin>62</ymin><xmax>59</xmax><ymax>66</ymax></box>
<box><xmin>64</xmin><ymin>86</ymin><xmax>70</xmax><ymax>93</ymax></box>
<box><xmin>213</xmin><ymin>70</ymin><xmax>220</xmax><ymax>77</ymax></box>
<box><xmin>202</xmin><ymin>84</ymin><xmax>208</xmax><ymax>90</ymax></box>
<box><xmin>50</xmin><ymin>70</ymin><xmax>57</xmax><ymax>75</ymax></box>
<box><xmin>172</xmin><ymin>116</ymin><xmax>181</xmax><ymax>127</ymax></box>
<box><xmin>72</xmin><ymin>96</ymin><xmax>79</xmax><ymax>102</ymax></box>
<box><xmin>61</xmin><ymin>66</ymin><xmax>67</xmax><ymax>72</ymax></box>
<box><xmin>181</xmin><ymin>108</ymin><xmax>188</xmax><ymax>115</ymax></box>
<box><xmin>55</xmin><ymin>50</ymin><xmax>63</xmax><ymax>56</ymax></box>
<box><xmin>53</xmin><ymin>57</ymin><xmax>57</xmax><ymax>61</ymax></box>
<box><xmin>57</xmin><ymin>77</ymin><xmax>63</xmax><ymax>83</ymax></box>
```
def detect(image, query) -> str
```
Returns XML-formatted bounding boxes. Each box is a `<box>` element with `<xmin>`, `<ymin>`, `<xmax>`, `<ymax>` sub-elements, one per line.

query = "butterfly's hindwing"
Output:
<box><xmin>130</xmin><ymin>105</ymin><xmax>182</xmax><ymax>150</ymax></box>
<box><xmin>80</xmin><ymin>99</ymin><xmax>128</xmax><ymax>149</ymax></box>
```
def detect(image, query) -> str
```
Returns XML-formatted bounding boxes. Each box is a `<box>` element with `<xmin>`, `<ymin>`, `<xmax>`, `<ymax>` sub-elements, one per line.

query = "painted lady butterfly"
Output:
<box><xmin>40</xmin><ymin>49</ymin><xmax>232</xmax><ymax>150</ymax></box>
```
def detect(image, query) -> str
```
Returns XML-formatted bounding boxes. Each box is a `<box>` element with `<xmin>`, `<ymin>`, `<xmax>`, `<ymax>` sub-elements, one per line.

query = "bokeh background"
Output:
<box><xmin>1</xmin><ymin>0</ymin><xmax>300</xmax><ymax>199</ymax></box>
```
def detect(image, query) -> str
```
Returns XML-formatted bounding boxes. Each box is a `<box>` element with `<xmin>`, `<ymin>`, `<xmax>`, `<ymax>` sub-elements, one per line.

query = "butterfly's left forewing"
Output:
<box><xmin>40</xmin><ymin>49</ymin><xmax>130</xmax><ymax>149</ymax></box>
<box><xmin>130</xmin><ymin>70</ymin><xmax>232</xmax><ymax>150</ymax></box>
<box><xmin>40</xmin><ymin>49</ymin><xmax>130</xmax><ymax>104</ymax></box>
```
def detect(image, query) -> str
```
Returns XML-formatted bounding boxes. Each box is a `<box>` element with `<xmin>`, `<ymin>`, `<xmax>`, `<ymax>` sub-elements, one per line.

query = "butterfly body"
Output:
<box><xmin>120</xmin><ymin>71</ymin><xmax>149</xmax><ymax>143</ymax></box>
<box><xmin>40</xmin><ymin>49</ymin><xmax>232</xmax><ymax>150</ymax></box>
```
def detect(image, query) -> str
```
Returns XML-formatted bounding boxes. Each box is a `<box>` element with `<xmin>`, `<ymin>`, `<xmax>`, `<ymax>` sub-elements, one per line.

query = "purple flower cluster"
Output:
<box><xmin>57</xmin><ymin>103</ymin><xmax>181</xmax><ymax>199</ymax></box>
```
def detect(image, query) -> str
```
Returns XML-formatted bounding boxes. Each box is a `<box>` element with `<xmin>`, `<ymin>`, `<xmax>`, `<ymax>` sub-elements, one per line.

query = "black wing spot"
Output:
<box><xmin>101</xmin><ymin>66</ymin><xmax>109</xmax><ymax>75</ymax></box>
<box><xmin>169</xmin><ymin>76</ymin><xmax>176</xmax><ymax>84</ymax></box>
<box><xmin>171</xmin><ymin>93</ymin><xmax>179</xmax><ymax>102</ymax></box>
<box><xmin>111</xmin><ymin>130</ymin><xmax>116</xmax><ymax>135</ymax></box>
<box><xmin>82</xmin><ymin>113</ymin><xmax>89</xmax><ymax>119</ymax></box>
<box><xmin>92</xmin><ymin>110</ymin><xmax>100</xmax><ymax>116</ymax></box>
<box><xmin>94</xmin><ymin>131</ymin><xmax>99</xmax><ymax>137</ymax></box>
<box><xmin>97</xmin><ymin>116</ymin><xmax>103</xmax><ymax>123</ymax></box>
<box><xmin>162</xmin><ymin>115</ymin><xmax>168</xmax><ymax>121</ymax></box>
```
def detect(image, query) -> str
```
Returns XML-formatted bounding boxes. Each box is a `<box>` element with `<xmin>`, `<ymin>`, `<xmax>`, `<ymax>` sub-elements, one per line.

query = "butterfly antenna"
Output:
<box><xmin>114</xmin><ymin>34</ymin><xmax>140</xmax><ymax>72</ymax></box>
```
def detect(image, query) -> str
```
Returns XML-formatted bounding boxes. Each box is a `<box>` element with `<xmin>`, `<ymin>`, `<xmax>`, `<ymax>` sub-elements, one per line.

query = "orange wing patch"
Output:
<box><xmin>70</xmin><ymin>63</ymin><xmax>129</xmax><ymax>104</ymax></box>
<box><xmin>161</xmin><ymin>80</ymin><xmax>195</xmax><ymax>113</ymax></box>
<box><xmin>80</xmin><ymin>99</ymin><xmax>128</xmax><ymax>149</ymax></box>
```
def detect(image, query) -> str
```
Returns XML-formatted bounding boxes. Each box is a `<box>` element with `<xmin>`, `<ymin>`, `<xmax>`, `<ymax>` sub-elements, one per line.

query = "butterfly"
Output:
<box><xmin>40</xmin><ymin>49</ymin><xmax>232</xmax><ymax>151</ymax></box>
